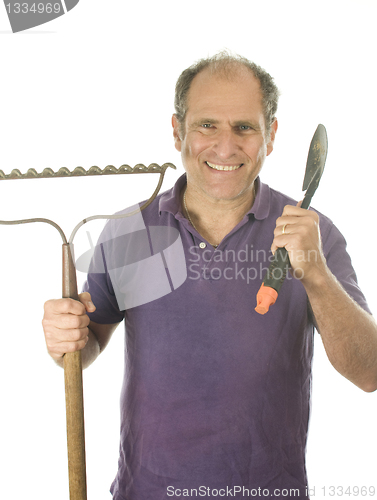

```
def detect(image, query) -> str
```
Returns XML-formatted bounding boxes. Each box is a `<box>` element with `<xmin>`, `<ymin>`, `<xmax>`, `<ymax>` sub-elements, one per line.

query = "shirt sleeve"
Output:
<box><xmin>82</xmin><ymin>222</ymin><xmax>125</xmax><ymax>325</ymax></box>
<box><xmin>320</xmin><ymin>217</ymin><xmax>372</xmax><ymax>315</ymax></box>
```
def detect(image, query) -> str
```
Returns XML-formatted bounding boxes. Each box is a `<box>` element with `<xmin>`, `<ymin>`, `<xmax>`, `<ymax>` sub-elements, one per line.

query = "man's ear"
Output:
<box><xmin>266</xmin><ymin>118</ymin><xmax>278</xmax><ymax>156</ymax></box>
<box><xmin>172</xmin><ymin>114</ymin><xmax>182</xmax><ymax>152</ymax></box>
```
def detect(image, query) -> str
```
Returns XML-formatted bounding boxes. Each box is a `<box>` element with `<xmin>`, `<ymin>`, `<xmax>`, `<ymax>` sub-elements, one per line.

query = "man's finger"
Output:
<box><xmin>78</xmin><ymin>292</ymin><xmax>96</xmax><ymax>313</ymax></box>
<box><xmin>44</xmin><ymin>298</ymin><xmax>87</xmax><ymax>316</ymax></box>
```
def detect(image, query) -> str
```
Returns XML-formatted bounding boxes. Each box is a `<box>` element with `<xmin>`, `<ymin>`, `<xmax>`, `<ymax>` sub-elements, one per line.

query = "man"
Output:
<box><xmin>43</xmin><ymin>53</ymin><xmax>377</xmax><ymax>499</ymax></box>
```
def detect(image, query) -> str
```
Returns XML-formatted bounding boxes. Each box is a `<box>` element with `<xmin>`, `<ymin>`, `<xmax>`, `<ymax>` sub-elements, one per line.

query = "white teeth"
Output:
<box><xmin>206</xmin><ymin>162</ymin><xmax>242</xmax><ymax>171</ymax></box>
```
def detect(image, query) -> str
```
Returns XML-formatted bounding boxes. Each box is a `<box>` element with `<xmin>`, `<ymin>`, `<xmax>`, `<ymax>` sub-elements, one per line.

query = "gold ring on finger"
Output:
<box><xmin>282</xmin><ymin>224</ymin><xmax>288</xmax><ymax>235</ymax></box>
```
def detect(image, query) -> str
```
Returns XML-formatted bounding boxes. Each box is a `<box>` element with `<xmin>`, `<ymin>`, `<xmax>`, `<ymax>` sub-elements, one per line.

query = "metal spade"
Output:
<box><xmin>255</xmin><ymin>124</ymin><xmax>328</xmax><ymax>315</ymax></box>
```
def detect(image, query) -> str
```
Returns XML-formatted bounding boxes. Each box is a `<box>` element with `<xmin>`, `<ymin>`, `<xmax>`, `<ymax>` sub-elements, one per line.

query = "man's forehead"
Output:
<box><xmin>185</xmin><ymin>67</ymin><xmax>264</xmax><ymax>121</ymax></box>
<box><xmin>190</xmin><ymin>66</ymin><xmax>260</xmax><ymax>93</ymax></box>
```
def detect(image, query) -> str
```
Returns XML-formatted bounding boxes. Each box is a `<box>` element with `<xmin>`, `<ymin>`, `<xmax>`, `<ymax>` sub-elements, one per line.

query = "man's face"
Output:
<box><xmin>172</xmin><ymin>67</ymin><xmax>277</xmax><ymax>203</ymax></box>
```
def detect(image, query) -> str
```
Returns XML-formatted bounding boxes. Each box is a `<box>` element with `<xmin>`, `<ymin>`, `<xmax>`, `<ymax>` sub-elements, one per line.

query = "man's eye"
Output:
<box><xmin>239</xmin><ymin>125</ymin><xmax>251</xmax><ymax>130</ymax></box>
<box><xmin>201</xmin><ymin>123</ymin><xmax>213</xmax><ymax>128</ymax></box>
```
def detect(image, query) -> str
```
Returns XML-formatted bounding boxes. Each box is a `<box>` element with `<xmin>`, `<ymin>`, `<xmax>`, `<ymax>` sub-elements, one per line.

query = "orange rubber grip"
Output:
<box><xmin>255</xmin><ymin>283</ymin><xmax>278</xmax><ymax>315</ymax></box>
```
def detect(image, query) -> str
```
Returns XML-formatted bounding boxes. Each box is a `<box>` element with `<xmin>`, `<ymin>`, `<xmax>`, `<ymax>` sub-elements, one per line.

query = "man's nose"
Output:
<box><xmin>211</xmin><ymin>129</ymin><xmax>240</xmax><ymax>160</ymax></box>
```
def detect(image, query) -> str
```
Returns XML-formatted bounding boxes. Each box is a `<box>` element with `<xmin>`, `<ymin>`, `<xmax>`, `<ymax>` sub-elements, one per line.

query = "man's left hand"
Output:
<box><xmin>271</xmin><ymin>203</ymin><xmax>327</xmax><ymax>287</ymax></box>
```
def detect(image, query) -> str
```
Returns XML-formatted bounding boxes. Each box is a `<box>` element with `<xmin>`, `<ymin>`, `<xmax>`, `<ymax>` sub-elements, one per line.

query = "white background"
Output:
<box><xmin>0</xmin><ymin>1</ymin><xmax>376</xmax><ymax>498</ymax></box>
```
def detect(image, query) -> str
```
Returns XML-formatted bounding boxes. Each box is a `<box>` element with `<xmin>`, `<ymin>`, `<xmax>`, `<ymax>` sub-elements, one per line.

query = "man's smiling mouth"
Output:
<box><xmin>206</xmin><ymin>161</ymin><xmax>243</xmax><ymax>171</ymax></box>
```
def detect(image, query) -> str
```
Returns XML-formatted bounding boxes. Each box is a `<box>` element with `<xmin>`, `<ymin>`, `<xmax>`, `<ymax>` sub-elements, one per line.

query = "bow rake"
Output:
<box><xmin>0</xmin><ymin>162</ymin><xmax>176</xmax><ymax>500</ymax></box>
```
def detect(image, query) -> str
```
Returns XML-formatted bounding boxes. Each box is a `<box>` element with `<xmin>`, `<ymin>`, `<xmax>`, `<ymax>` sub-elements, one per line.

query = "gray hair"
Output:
<box><xmin>174</xmin><ymin>51</ymin><xmax>280</xmax><ymax>136</ymax></box>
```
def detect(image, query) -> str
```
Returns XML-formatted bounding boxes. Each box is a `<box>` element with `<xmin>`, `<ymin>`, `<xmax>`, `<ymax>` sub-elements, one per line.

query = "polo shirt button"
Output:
<box><xmin>199</xmin><ymin>242</ymin><xmax>206</xmax><ymax>249</ymax></box>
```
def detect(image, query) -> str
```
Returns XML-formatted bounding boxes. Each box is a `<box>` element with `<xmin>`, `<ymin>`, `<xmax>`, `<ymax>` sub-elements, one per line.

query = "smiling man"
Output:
<box><xmin>172</xmin><ymin>60</ymin><xmax>277</xmax><ymax>249</ymax></box>
<box><xmin>42</xmin><ymin>52</ymin><xmax>377</xmax><ymax>499</ymax></box>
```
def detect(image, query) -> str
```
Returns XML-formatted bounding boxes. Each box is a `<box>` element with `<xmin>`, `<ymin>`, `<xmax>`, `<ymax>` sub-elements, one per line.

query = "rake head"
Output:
<box><xmin>0</xmin><ymin>163</ymin><xmax>176</xmax><ymax>180</ymax></box>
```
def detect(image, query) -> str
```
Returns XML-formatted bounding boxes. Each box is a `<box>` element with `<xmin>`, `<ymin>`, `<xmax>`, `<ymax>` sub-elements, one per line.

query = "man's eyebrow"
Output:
<box><xmin>189</xmin><ymin>118</ymin><xmax>220</xmax><ymax>128</ymax></box>
<box><xmin>232</xmin><ymin>120</ymin><xmax>261</xmax><ymax>130</ymax></box>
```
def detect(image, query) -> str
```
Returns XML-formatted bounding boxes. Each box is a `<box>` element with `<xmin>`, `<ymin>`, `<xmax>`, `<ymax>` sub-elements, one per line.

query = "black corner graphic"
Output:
<box><xmin>64</xmin><ymin>0</ymin><xmax>79</xmax><ymax>12</ymax></box>
<box><xmin>3</xmin><ymin>1</ymin><xmax>80</xmax><ymax>33</ymax></box>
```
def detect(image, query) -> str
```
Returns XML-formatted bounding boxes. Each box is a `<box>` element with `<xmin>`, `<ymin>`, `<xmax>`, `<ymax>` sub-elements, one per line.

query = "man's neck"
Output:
<box><xmin>182</xmin><ymin>182</ymin><xmax>256</xmax><ymax>247</ymax></box>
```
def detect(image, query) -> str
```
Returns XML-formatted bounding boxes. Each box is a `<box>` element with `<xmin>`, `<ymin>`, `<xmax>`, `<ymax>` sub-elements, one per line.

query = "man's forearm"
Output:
<box><xmin>305</xmin><ymin>267</ymin><xmax>377</xmax><ymax>392</ymax></box>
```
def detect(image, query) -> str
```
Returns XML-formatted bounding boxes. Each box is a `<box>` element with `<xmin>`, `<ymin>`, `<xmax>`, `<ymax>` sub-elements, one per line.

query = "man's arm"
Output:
<box><xmin>272</xmin><ymin>204</ymin><xmax>377</xmax><ymax>392</ymax></box>
<box><xmin>304</xmin><ymin>265</ymin><xmax>377</xmax><ymax>392</ymax></box>
<box><xmin>42</xmin><ymin>292</ymin><xmax>120</xmax><ymax>369</ymax></box>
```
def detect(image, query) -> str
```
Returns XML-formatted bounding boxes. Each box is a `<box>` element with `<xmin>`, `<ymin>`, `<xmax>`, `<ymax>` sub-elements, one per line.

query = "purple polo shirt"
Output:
<box><xmin>83</xmin><ymin>174</ymin><xmax>370</xmax><ymax>500</ymax></box>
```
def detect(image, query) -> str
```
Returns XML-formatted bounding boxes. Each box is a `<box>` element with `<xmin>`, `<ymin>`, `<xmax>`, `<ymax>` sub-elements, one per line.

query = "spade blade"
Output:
<box><xmin>301</xmin><ymin>124</ymin><xmax>328</xmax><ymax>209</ymax></box>
<box><xmin>302</xmin><ymin>124</ymin><xmax>328</xmax><ymax>191</ymax></box>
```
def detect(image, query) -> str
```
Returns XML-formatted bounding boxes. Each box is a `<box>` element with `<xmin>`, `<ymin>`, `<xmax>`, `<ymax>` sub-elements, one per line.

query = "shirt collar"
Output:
<box><xmin>159</xmin><ymin>173</ymin><xmax>271</xmax><ymax>220</ymax></box>
<box><xmin>159</xmin><ymin>174</ymin><xmax>187</xmax><ymax>217</ymax></box>
<box><xmin>248</xmin><ymin>177</ymin><xmax>271</xmax><ymax>220</ymax></box>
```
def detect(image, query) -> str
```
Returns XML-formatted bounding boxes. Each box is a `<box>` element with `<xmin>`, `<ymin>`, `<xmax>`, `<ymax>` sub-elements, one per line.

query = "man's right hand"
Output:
<box><xmin>42</xmin><ymin>292</ymin><xmax>96</xmax><ymax>363</ymax></box>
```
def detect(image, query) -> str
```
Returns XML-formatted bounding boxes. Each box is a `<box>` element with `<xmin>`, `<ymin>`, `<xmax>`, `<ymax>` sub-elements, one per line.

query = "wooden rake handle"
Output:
<box><xmin>62</xmin><ymin>243</ymin><xmax>87</xmax><ymax>500</ymax></box>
